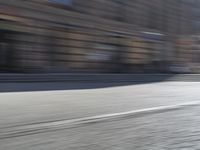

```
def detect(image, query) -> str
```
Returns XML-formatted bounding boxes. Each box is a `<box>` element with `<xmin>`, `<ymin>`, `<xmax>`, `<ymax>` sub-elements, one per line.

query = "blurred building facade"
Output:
<box><xmin>0</xmin><ymin>0</ymin><xmax>199</xmax><ymax>73</ymax></box>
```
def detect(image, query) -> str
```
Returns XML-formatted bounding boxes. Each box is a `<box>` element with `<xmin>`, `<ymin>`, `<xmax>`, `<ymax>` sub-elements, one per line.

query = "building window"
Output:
<box><xmin>48</xmin><ymin>0</ymin><xmax>72</xmax><ymax>6</ymax></box>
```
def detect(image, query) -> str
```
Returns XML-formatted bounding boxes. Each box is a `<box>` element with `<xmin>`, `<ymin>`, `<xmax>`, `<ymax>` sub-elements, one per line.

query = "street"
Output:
<box><xmin>1</xmin><ymin>105</ymin><xmax>200</xmax><ymax>150</ymax></box>
<box><xmin>1</xmin><ymin>0</ymin><xmax>200</xmax><ymax>149</ymax></box>
<box><xmin>0</xmin><ymin>81</ymin><xmax>200</xmax><ymax>149</ymax></box>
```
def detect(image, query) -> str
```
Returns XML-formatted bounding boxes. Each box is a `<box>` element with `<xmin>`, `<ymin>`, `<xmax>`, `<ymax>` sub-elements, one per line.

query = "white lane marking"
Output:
<box><xmin>1</xmin><ymin>101</ymin><xmax>200</xmax><ymax>139</ymax></box>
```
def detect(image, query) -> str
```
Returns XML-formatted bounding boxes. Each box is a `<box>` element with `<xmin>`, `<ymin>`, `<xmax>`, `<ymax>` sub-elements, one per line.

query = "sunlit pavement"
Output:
<box><xmin>1</xmin><ymin>105</ymin><xmax>200</xmax><ymax>150</ymax></box>
<box><xmin>0</xmin><ymin>81</ymin><xmax>200</xmax><ymax>149</ymax></box>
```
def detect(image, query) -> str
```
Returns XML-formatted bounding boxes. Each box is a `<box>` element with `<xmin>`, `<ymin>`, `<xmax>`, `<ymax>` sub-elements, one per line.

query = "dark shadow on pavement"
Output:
<box><xmin>0</xmin><ymin>74</ymin><xmax>176</xmax><ymax>93</ymax></box>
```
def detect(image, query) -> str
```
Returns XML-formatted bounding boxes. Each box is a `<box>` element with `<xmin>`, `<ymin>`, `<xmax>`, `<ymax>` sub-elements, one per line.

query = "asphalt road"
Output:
<box><xmin>0</xmin><ymin>81</ymin><xmax>200</xmax><ymax>149</ymax></box>
<box><xmin>1</xmin><ymin>102</ymin><xmax>200</xmax><ymax>149</ymax></box>
<box><xmin>0</xmin><ymin>81</ymin><xmax>200</xmax><ymax>128</ymax></box>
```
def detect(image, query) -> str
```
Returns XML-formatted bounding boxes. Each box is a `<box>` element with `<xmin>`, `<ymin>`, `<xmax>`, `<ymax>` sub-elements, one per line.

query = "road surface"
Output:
<box><xmin>1</xmin><ymin>105</ymin><xmax>200</xmax><ymax>150</ymax></box>
<box><xmin>0</xmin><ymin>81</ymin><xmax>200</xmax><ymax>149</ymax></box>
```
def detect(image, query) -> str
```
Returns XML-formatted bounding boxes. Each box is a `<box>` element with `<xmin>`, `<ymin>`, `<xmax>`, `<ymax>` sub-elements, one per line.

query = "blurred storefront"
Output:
<box><xmin>0</xmin><ymin>0</ymin><xmax>198</xmax><ymax>73</ymax></box>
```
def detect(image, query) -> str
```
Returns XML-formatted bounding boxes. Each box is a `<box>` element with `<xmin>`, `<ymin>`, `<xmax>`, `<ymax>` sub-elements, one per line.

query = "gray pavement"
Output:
<box><xmin>0</xmin><ymin>81</ymin><xmax>200</xmax><ymax>128</ymax></box>
<box><xmin>1</xmin><ymin>81</ymin><xmax>200</xmax><ymax>149</ymax></box>
<box><xmin>1</xmin><ymin>104</ymin><xmax>200</xmax><ymax>150</ymax></box>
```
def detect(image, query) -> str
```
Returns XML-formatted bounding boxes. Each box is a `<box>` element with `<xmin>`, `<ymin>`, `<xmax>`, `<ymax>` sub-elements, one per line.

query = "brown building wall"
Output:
<box><xmin>0</xmin><ymin>0</ymin><xmax>198</xmax><ymax>73</ymax></box>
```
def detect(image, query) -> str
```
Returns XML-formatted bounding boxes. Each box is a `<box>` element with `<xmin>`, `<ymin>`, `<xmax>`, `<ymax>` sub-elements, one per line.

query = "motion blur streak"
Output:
<box><xmin>1</xmin><ymin>1</ymin><xmax>200</xmax><ymax>150</ymax></box>
<box><xmin>0</xmin><ymin>0</ymin><xmax>200</xmax><ymax>73</ymax></box>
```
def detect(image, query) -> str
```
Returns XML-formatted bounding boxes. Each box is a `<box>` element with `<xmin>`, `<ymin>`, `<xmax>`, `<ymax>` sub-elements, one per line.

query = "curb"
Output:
<box><xmin>0</xmin><ymin>74</ymin><xmax>200</xmax><ymax>83</ymax></box>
